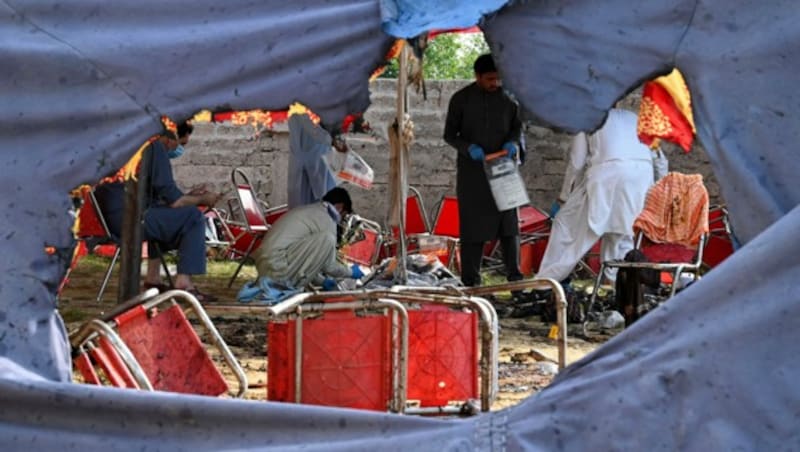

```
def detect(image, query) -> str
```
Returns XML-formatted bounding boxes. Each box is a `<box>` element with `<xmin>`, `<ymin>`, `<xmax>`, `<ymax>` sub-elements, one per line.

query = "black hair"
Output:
<box><xmin>473</xmin><ymin>54</ymin><xmax>497</xmax><ymax>75</ymax></box>
<box><xmin>322</xmin><ymin>186</ymin><xmax>352</xmax><ymax>214</ymax></box>
<box><xmin>177</xmin><ymin>121</ymin><xmax>194</xmax><ymax>139</ymax></box>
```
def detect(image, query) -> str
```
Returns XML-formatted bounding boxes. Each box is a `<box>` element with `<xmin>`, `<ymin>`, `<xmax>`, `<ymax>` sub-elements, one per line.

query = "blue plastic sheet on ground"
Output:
<box><xmin>237</xmin><ymin>277</ymin><xmax>299</xmax><ymax>305</ymax></box>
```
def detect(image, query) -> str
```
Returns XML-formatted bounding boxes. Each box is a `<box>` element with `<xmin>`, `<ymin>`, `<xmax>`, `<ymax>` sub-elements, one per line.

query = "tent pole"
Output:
<box><xmin>394</xmin><ymin>42</ymin><xmax>409</xmax><ymax>284</ymax></box>
<box><xmin>117</xmin><ymin>148</ymin><xmax>148</xmax><ymax>303</ymax></box>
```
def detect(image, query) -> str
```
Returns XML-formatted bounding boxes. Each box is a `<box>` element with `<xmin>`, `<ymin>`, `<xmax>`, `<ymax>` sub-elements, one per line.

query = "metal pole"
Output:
<box><xmin>295</xmin><ymin>305</ymin><xmax>303</xmax><ymax>403</ymax></box>
<box><xmin>118</xmin><ymin>145</ymin><xmax>149</xmax><ymax>303</ymax></box>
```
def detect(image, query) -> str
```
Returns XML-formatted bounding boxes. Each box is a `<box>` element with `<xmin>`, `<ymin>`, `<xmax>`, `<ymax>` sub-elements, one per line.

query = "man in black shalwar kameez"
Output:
<box><xmin>443</xmin><ymin>54</ymin><xmax>524</xmax><ymax>287</ymax></box>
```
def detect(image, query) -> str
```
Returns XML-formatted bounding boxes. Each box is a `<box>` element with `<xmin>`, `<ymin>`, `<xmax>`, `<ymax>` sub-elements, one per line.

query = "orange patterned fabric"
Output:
<box><xmin>638</xmin><ymin>69</ymin><xmax>696</xmax><ymax>152</ymax></box>
<box><xmin>634</xmin><ymin>172</ymin><xmax>709</xmax><ymax>247</ymax></box>
<box><xmin>161</xmin><ymin>115</ymin><xmax>177</xmax><ymax>134</ymax></box>
<box><xmin>370</xmin><ymin>39</ymin><xmax>405</xmax><ymax>80</ymax></box>
<box><xmin>98</xmin><ymin>115</ymin><xmax>178</xmax><ymax>184</ymax></box>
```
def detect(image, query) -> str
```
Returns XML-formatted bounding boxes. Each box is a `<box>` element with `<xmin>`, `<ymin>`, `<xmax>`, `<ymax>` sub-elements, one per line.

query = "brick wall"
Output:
<box><xmin>173</xmin><ymin>79</ymin><xmax>721</xmax><ymax>224</ymax></box>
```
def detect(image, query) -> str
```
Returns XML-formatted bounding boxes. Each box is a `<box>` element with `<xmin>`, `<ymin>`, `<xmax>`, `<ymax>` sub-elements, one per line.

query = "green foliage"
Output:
<box><xmin>379</xmin><ymin>33</ymin><xmax>490</xmax><ymax>80</ymax></box>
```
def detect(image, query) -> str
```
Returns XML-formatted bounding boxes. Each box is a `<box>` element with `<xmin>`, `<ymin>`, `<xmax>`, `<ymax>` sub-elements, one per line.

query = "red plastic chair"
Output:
<box><xmin>226</xmin><ymin>168</ymin><xmax>269</xmax><ymax>287</ymax></box>
<box><xmin>341</xmin><ymin>217</ymin><xmax>384</xmax><ymax>267</ymax></box>
<box><xmin>430</xmin><ymin>196</ymin><xmax>460</xmax><ymax>238</ymax></box>
<box><xmin>384</xmin><ymin>186</ymin><xmax>435</xmax><ymax>260</ymax></box>
<box><xmin>264</xmin><ymin>203</ymin><xmax>289</xmax><ymax>225</ymax></box>
<box><xmin>589</xmin><ymin>173</ymin><xmax>710</xmax><ymax>310</ymax></box>
<box><xmin>506</xmin><ymin>205</ymin><xmax>553</xmax><ymax>275</ymax></box>
<box><xmin>71</xmin><ymin>289</ymin><xmax>248</xmax><ymax>397</ymax></box>
<box><xmin>517</xmin><ymin>205</ymin><xmax>550</xmax><ymax>236</ymax></box>
<box><xmin>702</xmin><ymin>204</ymin><xmax>735</xmax><ymax>269</ymax></box>
<box><xmin>404</xmin><ymin>186</ymin><xmax>431</xmax><ymax>235</ymax></box>
<box><xmin>268</xmin><ymin>299</ymin><xmax>404</xmax><ymax>411</ymax></box>
<box><xmin>76</xmin><ymin>186</ymin><xmax>122</xmax><ymax>302</ymax></box>
<box><xmin>58</xmin><ymin>186</ymin><xmax>110</xmax><ymax>297</ymax></box>
<box><xmin>405</xmin><ymin>305</ymin><xmax>478</xmax><ymax>411</ymax></box>
<box><xmin>388</xmin><ymin>186</ymin><xmax>431</xmax><ymax>247</ymax></box>
<box><xmin>266</xmin><ymin>292</ymin><xmax>495</xmax><ymax>414</ymax></box>
<box><xmin>422</xmin><ymin>196</ymin><xmax>460</xmax><ymax>269</ymax></box>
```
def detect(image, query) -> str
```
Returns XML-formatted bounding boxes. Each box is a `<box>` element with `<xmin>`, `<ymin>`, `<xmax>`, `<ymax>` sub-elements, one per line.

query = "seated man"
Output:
<box><xmin>247</xmin><ymin>187</ymin><xmax>364</xmax><ymax>300</ymax></box>
<box><xmin>94</xmin><ymin>130</ymin><xmax>222</xmax><ymax>301</ymax></box>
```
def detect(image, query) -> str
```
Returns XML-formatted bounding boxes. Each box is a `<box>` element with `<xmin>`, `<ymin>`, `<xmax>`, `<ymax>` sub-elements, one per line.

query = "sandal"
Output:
<box><xmin>184</xmin><ymin>287</ymin><xmax>219</xmax><ymax>303</ymax></box>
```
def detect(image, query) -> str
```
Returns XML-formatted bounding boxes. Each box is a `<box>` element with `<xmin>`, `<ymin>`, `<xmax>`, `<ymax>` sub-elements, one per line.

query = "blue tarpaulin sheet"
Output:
<box><xmin>0</xmin><ymin>0</ymin><xmax>798</xmax><ymax>450</ymax></box>
<box><xmin>379</xmin><ymin>0</ymin><xmax>508</xmax><ymax>37</ymax></box>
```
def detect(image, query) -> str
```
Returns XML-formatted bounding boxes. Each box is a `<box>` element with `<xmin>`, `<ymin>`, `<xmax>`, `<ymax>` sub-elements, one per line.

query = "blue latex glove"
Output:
<box><xmin>502</xmin><ymin>142</ymin><xmax>518</xmax><ymax>159</ymax></box>
<box><xmin>350</xmin><ymin>264</ymin><xmax>365</xmax><ymax>280</ymax></box>
<box><xmin>549</xmin><ymin>201</ymin><xmax>561</xmax><ymax>218</ymax></box>
<box><xmin>467</xmin><ymin>144</ymin><xmax>485</xmax><ymax>161</ymax></box>
<box><xmin>322</xmin><ymin>278</ymin><xmax>337</xmax><ymax>291</ymax></box>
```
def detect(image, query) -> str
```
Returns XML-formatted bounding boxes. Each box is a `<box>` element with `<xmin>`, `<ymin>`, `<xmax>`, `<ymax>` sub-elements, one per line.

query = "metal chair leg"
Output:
<box><xmin>583</xmin><ymin>262</ymin><xmax>607</xmax><ymax>335</ymax></box>
<box><xmin>227</xmin><ymin>238</ymin><xmax>258</xmax><ymax>288</ymax></box>
<box><xmin>149</xmin><ymin>241</ymin><xmax>174</xmax><ymax>288</ymax></box>
<box><xmin>160</xmin><ymin>255</ymin><xmax>174</xmax><ymax>288</ymax></box>
<box><xmin>97</xmin><ymin>247</ymin><xmax>121</xmax><ymax>303</ymax></box>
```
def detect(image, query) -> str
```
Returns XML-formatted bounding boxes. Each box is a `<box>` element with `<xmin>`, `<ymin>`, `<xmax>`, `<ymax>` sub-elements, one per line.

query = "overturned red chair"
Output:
<box><xmin>70</xmin><ymin>289</ymin><xmax>248</xmax><ymax>397</ymax></box>
<box><xmin>267</xmin><ymin>294</ymin><xmax>406</xmax><ymax>412</ymax></box>
<box><xmin>266</xmin><ymin>290</ymin><xmax>498</xmax><ymax>414</ymax></box>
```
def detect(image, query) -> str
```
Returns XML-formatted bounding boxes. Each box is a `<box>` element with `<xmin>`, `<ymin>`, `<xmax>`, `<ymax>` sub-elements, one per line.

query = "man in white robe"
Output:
<box><xmin>537</xmin><ymin>108</ymin><xmax>667</xmax><ymax>283</ymax></box>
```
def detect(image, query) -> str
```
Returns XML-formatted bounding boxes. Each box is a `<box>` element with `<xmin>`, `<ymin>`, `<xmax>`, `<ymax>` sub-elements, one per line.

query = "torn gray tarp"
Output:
<box><xmin>483</xmin><ymin>0</ymin><xmax>800</xmax><ymax>245</ymax></box>
<box><xmin>0</xmin><ymin>0</ymin><xmax>393</xmax><ymax>381</ymax></box>
<box><xmin>1</xmin><ymin>205</ymin><xmax>799</xmax><ymax>450</ymax></box>
<box><xmin>1</xmin><ymin>0</ymin><xmax>800</xmax><ymax>450</ymax></box>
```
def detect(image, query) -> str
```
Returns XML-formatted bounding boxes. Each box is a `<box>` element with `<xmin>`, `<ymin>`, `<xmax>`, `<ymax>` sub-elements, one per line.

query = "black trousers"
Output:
<box><xmin>460</xmin><ymin>235</ymin><xmax>523</xmax><ymax>287</ymax></box>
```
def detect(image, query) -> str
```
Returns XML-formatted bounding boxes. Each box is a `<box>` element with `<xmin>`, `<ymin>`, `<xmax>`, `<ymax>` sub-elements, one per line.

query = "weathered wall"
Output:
<box><xmin>173</xmin><ymin>79</ymin><xmax>721</xmax><ymax>224</ymax></box>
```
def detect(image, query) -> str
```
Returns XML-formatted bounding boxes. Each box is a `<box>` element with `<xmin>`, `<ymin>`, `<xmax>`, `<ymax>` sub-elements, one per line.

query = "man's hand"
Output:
<box><xmin>322</xmin><ymin>278</ymin><xmax>337</xmax><ymax>291</ymax></box>
<box><xmin>350</xmin><ymin>264</ymin><xmax>365</xmax><ymax>280</ymax></box>
<box><xmin>502</xmin><ymin>142</ymin><xmax>518</xmax><ymax>160</ymax></box>
<box><xmin>468</xmin><ymin>144</ymin><xmax>485</xmax><ymax>161</ymax></box>
<box><xmin>189</xmin><ymin>183</ymin><xmax>208</xmax><ymax>195</ymax></box>
<box><xmin>549</xmin><ymin>200</ymin><xmax>562</xmax><ymax>218</ymax></box>
<box><xmin>170</xmin><ymin>191</ymin><xmax>223</xmax><ymax>209</ymax></box>
<box><xmin>200</xmin><ymin>191</ymin><xmax>223</xmax><ymax>207</ymax></box>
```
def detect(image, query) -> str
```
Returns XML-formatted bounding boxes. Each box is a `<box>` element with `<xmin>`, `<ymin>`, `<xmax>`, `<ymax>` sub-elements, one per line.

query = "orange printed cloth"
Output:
<box><xmin>97</xmin><ymin>137</ymin><xmax>156</xmax><ymax>185</ymax></box>
<box><xmin>634</xmin><ymin>172</ymin><xmax>709</xmax><ymax>247</ymax></box>
<box><xmin>638</xmin><ymin>69</ymin><xmax>696</xmax><ymax>152</ymax></box>
<box><xmin>98</xmin><ymin>114</ymin><xmax>177</xmax><ymax>184</ymax></box>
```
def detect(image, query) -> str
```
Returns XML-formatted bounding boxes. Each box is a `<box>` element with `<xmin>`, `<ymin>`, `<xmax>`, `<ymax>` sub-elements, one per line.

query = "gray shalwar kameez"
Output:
<box><xmin>254</xmin><ymin>202</ymin><xmax>351</xmax><ymax>289</ymax></box>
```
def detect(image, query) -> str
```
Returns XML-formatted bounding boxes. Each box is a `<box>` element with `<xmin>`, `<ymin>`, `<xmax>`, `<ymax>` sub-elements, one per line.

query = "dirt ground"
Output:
<box><xmin>60</xmin><ymin>255</ymin><xmax>614</xmax><ymax>411</ymax></box>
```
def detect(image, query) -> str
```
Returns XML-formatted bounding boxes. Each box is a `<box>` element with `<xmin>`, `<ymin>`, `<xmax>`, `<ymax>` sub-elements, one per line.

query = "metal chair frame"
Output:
<box><xmin>226</xmin><ymin>168</ymin><xmax>270</xmax><ymax>287</ymax></box>
<box><xmin>340</xmin><ymin>215</ymin><xmax>385</xmax><ymax>267</ymax></box>
<box><xmin>81</xmin><ymin>186</ymin><xmax>173</xmax><ymax>302</ymax></box>
<box><xmin>265</xmin><ymin>288</ymin><xmax>500</xmax><ymax>414</ymax></box>
<box><xmin>70</xmin><ymin>289</ymin><xmax>248</xmax><ymax>397</ymax></box>
<box><xmin>587</xmin><ymin>230</ymin><xmax>708</xmax><ymax>315</ymax></box>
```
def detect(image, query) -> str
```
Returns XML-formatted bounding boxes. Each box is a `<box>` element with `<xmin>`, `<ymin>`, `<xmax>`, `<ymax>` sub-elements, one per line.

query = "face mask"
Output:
<box><xmin>167</xmin><ymin>144</ymin><xmax>185</xmax><ymax>159</ymax></box>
